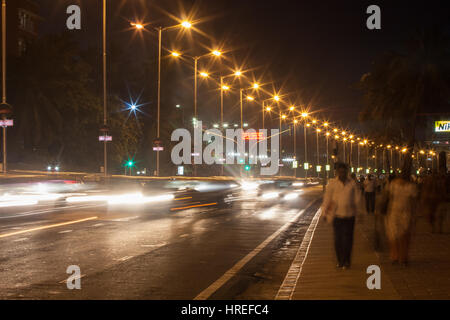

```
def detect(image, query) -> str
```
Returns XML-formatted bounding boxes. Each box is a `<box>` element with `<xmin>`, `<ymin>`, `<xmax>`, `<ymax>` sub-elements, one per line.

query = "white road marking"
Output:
<box><xmin>179</xmin><ymin>234</ymin><xmax>189</xmax><ymax>238</ymax></box>
<box><xmin>116</xmin><ymin>255</ymin><xmax>133</xmax><ymax>262</ymax></box>
<box><xmin>194</xmin><ymin>199</ymin><xmax>317</xmax><ymax>300</ymax></box>
<box><xmin>58</xmin><ymin>230</ymin><xmax>73</xmax><ymax>234</ymax></box>
<box><xmin>91</xmin><ymin>223</ymin><xmax>104</xmax><ymax>227</ymax></box>
<box><xmin>275</xmin><ymin>207</ymin><xmax>322</xmax><ymax>300</ymax></box>
<box><xmin>141</xmin><ymin>242</ymin><xmax>167</xmax><ymax>248</ymax></box>
<box><xmin>0</xmin><ymin>203</ymin><xmax>104</xmax><ymax>219</ymax></box>
<box><xmin>109</xmin><ymin>216</ymin><xmax>138</xmax><ymax>222</ymax></box>
<box><xmin>13</xmin><ymin>237</ymin><xmax>28</xmax><ymax>242</ymax></box>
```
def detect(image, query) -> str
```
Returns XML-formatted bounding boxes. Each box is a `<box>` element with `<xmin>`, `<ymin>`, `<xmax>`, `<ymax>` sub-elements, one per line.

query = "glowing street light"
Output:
<box><xmin>131</xmin><ymin>18</ymin><xmax>193</xmax><ymax>176</ymax></box>
<box><xmin>200</xmin><ymin>72</ymin><xmax>209</xmax><ymax>78</ymax></box>
<box><xmin>289</xmin><ymin>106</ymin><xmax>295</xmax><ymax>111</ymax></box>
<box><xmin>181</xmin><ymin>21</ymin><xmax>192</xmax><ymax>28</ymax></box>
<box><xmin>212</xmin><ymin>50</ymin><xmax>222</xmax><ymax>56</ymax></box>
<box><xmin>246</xmin><ymin>96</ymin><xmax>254</xmax><ymax>101</ymax></box>
<box><xmin>222</xmin><ymin>85</ymin><xmax>230</xmax><ymax>90</ymax></box>
<box><xmin>274</xmin><ymin>95</ymin><xmax>280</xmax><ymax>102</ymax></box>
<box><xmin>265</xmin><ymin>106</ymin><xmax>271</xmax><ymax>112</ymax></box>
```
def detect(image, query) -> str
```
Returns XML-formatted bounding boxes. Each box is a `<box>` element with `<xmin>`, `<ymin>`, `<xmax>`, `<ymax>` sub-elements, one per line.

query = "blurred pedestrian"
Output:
<box><xmin>385</xmin><ymin>167</ymin><xmax>418</xmax><ymax>266</ymax></box>
<box><xmin>420</xmin><ymin>153</ymin><xmax>449</xmax><ymax>233</ymax></box>
<box><xmin>373</xmin><ymin>174</ymin><xmax>395</xmax><ymax>251</ymax></box>
<box><xmin>358</xmin><ymin>175</ymin><xmax>366</xmax><ymax>194</ymax></box>
<box><xmin>322</xmin><ymin>162</ymin><xmax>362</xmax><ymax>269</ymax></box>
<box><xmin>364</xmin><ymin>174</ymin><xmax>376</xmax><ymax>214</ymax></box>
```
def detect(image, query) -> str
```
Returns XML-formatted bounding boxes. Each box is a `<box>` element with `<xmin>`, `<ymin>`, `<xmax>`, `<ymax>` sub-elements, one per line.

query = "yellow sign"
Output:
<box><xmin>435</xmin><ymin>121</ymin><xmax>450</xmax><ymax>132</ymax></box>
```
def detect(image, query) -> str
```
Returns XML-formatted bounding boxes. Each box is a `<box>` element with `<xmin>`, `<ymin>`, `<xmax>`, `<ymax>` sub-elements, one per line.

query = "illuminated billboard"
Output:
<box><xmin>435</xmin><ymin>121</ymin><xmax>450</xmax><ymax>132</ymax></box>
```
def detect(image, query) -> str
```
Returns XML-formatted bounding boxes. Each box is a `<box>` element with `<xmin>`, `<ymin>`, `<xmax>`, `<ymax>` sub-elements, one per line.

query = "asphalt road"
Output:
<box><xmin>0</xmin><ymin>183</ymin><xmax>323</xmax><ymax>299</ymax></box>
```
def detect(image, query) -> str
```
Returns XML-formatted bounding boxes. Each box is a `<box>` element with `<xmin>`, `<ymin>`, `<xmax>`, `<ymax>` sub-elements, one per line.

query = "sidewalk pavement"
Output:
<box><xmin>288</xmin><ymin>210</ymin><xmax>450</xmax><ymax>299</ymax></box>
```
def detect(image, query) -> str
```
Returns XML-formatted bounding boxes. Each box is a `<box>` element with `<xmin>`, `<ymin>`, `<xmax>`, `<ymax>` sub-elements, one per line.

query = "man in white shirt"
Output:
<box><xmin>364</xmin><ymin>174</ymin><xmax>376</xmax><ymax>214</ymax></box>
<box><xmin>322</xmin><ymin>162</ymin><xmax>361</xmax><ymax>269</ymax></box>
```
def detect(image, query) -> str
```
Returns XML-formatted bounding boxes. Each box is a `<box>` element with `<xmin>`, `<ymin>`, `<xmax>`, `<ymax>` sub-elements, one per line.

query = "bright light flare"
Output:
<box><xmin>171</xmin><ymin>51</ymin><xmax>180</xmax><ymax>57</ymax></box>
<box><xmin>131</xmin><ymin>23</ymin><xmax>144</xmax><ymax>29</ymax></box>
<box><xmin>284</xmin><ymin>192</ymin><xmax>299</xmax><ymax>201</ymax></box>
<box><xmin>200</xmin><ymin>72</ymin><xmax>209</xmax><ymax>77</ymax></box>
<box><xmin>66</xmin><ymin>193</ymin><xmax>174</xmax><ymax>205</ymax></box>
<box><xmin>212</xmin><ymin>50</ymin><xmax>222</xmax><ymax>56</ymax></box>
<box><xmin>181</xmin><ymin>21</ymin><xmax>192</xmax><ymax>28</ymax></box>
<box><xmin>240</xmin><ymin>181</ymin><xmax>259</xmax><ymax>191</ymax></box>
<box><xmin>262</xmin><ymin>192</ymin><xmax>279</xmax><ymax>200</ymax></box>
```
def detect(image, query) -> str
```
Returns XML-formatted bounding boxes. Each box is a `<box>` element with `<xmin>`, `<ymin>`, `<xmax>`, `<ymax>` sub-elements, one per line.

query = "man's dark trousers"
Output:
<box><xmin>365</xmin><ymin>192</ymin><xmax>375</xmax><ymax>214</ymax></box>
<box><xmin>333</xmin><ymin>216</ymin><xmax>356</xmax><ymax>267</ymax></box>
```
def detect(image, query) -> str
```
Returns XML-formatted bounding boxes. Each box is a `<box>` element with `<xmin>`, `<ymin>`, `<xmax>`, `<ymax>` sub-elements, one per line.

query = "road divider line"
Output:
<box><xmin>170</xmin><ymin>202</ymin><xmax>217</xmax><ymax>211</ymax></box>
<box><xmin>275</xmin><ymin>206</ymin><xmax>322</xmax><ymax>300</ymax></box>
<box><xmin>0</xmin><ymin>216</ymin><xmax>98</xmax><ymax>239</ymax></box>
<box><xmin>194</xmin><ymin>199</ymin><xmax>317</xmax><ymax>300</ymax></box>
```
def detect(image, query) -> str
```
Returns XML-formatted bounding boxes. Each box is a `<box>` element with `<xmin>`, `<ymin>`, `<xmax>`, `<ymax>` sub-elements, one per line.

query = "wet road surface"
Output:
<box><xmin>0</xmin><ymin>184</ymin><xmax>322</xmax><ymax>299</ymax></box>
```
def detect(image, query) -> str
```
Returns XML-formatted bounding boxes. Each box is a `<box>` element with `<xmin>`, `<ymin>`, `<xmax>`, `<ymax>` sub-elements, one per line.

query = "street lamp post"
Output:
<box><xmin>343</xmin><ymin>139</ymin><xmax>346</xmax><ymax>164</ymax></box>
<box><xmin>192</xmin><ymin>50</ymin><xmax>221</xmax><ymax>121</ymax></box>
<box><xmin>239</xmin><ymin>84</ymin><xmax>259</xmax><ymax>129</ymax></box>
<box><xmin>326</xmin><ymin>132</ymin><xmax>330</xmax><ymax>178</ymax></box>
<box><xmin>316</xmin><ymin>128</ymin><xmax>320</xmax><ymax>177</ymax></box>
<box><xmin>293</xmin><ymin>119</ymin><xmax>298</xmax><ymax>177</ymax></box>
<box><xmin>261</xmin><ymin>97</ymin><xmax>274</xmax><ymax>129</ymax></box>
<box><xmin>132</xmin><ymin>20</ymin><xmax>192</xmax><ymax>177</ymax></box>
<box><xmin>0</xmin><ymin>0</ymin><xmax>13</xmax><ymax>174</ymax></box>
<box><xmin>102</xmin><ymin>0</ymin><xmax>107</xmax><ymax>177</ymax></box>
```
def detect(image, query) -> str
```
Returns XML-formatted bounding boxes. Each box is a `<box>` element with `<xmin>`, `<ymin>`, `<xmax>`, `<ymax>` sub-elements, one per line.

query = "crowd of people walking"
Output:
<box><xmin>322</xmin><ymin>153</ymin><xmax>449</xmax><ymax>269</ymax></box>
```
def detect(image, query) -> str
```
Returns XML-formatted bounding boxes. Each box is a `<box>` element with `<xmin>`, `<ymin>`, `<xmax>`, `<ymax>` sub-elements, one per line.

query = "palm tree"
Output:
<box><xmin>359</xmin><ymin>27</ymin><xmax>450</xmax><ymax>172</ymax></box>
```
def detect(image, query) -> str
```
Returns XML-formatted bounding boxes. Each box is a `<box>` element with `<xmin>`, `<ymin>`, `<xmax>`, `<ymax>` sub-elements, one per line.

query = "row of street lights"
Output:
<box><xmin>0</xmin><ymin>3</ymin><xmax>438</xmax><ymax>177</ymax></box>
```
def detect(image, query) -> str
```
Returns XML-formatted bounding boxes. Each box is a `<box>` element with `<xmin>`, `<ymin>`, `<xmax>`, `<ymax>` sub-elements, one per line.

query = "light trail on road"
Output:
<box><xmin>0</xmin><ymin>216</ymin><xmax>98</xmax><ymax>238</ymax></box>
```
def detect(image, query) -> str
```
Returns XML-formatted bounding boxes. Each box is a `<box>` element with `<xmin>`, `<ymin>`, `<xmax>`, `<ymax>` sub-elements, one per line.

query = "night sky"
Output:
<box><xmin>38</xmin><ymin>0</ymin><xmax>449</xmax><ymax>128</ymax></box>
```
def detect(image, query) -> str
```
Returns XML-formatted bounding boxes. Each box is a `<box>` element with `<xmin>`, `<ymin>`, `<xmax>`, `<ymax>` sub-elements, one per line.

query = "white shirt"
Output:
<box><xmin>322</xmin><ymin>177</ymin><xmax>362</xmax><ymax>218</ymax></box>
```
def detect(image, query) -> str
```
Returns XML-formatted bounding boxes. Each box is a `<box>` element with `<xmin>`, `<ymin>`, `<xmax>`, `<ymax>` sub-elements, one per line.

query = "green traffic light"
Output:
<box><xmin>244</xmin><ymin>165</ymin><xmax>251</xmax><ymax>171</ymax></box>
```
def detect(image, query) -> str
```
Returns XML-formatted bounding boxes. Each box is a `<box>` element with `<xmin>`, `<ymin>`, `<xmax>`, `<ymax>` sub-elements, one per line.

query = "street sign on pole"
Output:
<box><xmin>316</xmin><ymin>165</ymin><xmax>321</xmax><ymax>172</ymax></box>
<box><xmin>0</xmin><ymin>119</ymin><xmax>12</xmax><ymax>127</ymax></box>
<box><xmin>99</xmin><ymin>135</ymin><xmax>112</xmax><ymax>141</ymax></box>
<box><xmin>325</xmin><ymin>164</ymin><xmax>331</xmax><ymax>171</ymax></box>
<box><xmin>304</xmin><ymin>162</ymin><xmax>309</xmax><ymax>170</ymax></box>
<box><xmin>153</xmin><ymin>139</ymin><xmax>164</xmax><ymax>151</ymax></box>
<box><xmin>292</xmin><ymin>160</ymin><xmax>298</xmax><ymax>169</ymax></box>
